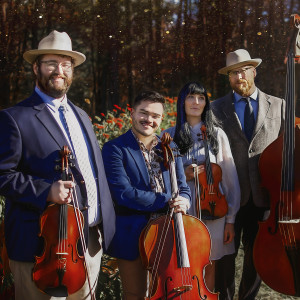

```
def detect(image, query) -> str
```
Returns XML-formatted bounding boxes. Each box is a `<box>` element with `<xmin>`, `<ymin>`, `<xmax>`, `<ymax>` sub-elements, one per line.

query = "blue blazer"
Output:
<box><xmin>102</xmin><ymin>130</ymin><xmax>191</xmax><ymax>260</ymax></box>
<box><xmin>0</xmin><ymin>92</ymin><xmax>115</xmax><ymax>261</ymax></box>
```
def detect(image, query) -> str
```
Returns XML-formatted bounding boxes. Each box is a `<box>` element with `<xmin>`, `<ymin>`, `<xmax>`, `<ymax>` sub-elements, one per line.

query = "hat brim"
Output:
<box><xmin>218</xmin><ymin>59</ymin><xmax>262</xmax><ymax>75</ymax></box>
<box><xmin>23</xmin><ymin>49</ymin><xmax>86</xmax><ymax>67</ymax></box>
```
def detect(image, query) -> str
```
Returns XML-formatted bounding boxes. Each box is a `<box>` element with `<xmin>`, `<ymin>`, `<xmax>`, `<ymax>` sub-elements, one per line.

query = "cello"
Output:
<box><xmin>194</xmin><ymin>124</ymin><xmax>228</xmax><ymax>220</ymax></box>
<box><xmin>253</xmin><ymin>14</ymin><xmax>300</xmax><ymax>296</ymax></box>
<box><xmin>32</xmin><ymin>146</ymin><xmax>95</xmax><ymax>299</ymax></box>
<box><xmin>139</xmin><ymin>132</ymin><xmax>218</xmax><ymax>299</ymax></box>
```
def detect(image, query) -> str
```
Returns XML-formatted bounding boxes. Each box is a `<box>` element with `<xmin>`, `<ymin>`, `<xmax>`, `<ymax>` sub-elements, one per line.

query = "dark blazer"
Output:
<box><xmin>0</xmin><ymin>92</ymin><xmax>115</xmax><ymax>261</ymax></box>
<box><xmin>211</xmin><ymin>89</ymin><xmax>285</xmax><ymax>207</ymax></box>
<box><xmin>102</xmin><ymin>130</ymin><xmax>191</xmax><ymax>260</ymax></box>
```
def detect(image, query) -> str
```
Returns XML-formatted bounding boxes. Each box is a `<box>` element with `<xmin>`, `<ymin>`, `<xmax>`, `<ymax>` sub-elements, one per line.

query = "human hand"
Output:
<box><xmin>47</xmin><ymin>180</ymin><xmax>74</xmax><ymax>204</ymax></box>
<box><xmin>185</xmin><ymin>164</ymin><xmax>205</xmax><ymax>181</ymax></box>
<box><xmin>169</xmin><ymin>195</ymin><xmax>190</xmax><ymax>214</ymax></box>
<box><xmin>224</xmin><ymin>223</ymin><xmax>235</xmax><ymax>244</ymax></box>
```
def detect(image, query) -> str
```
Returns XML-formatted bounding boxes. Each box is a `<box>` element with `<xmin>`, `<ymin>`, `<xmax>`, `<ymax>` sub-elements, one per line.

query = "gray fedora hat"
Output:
<box><xmin>23</xmin><ymin>30</ymin><xmax>86</xmax><ymax>67</ymax></box>
<box><xmin>218</xmin><ymin>49</ymin><xmax>262</xmax><ymax>75</ymax></box>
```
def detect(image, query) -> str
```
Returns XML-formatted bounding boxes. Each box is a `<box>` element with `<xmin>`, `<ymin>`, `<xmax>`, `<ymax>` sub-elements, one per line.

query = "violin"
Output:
<box><xmin>139</xmin><ymin>132</ymin><xmax>218</xmax><ymax>299</ymax></box>
<box><xmin>194</xmin><ymin>125</ymin><xmax>228</xmax><ymax>220</ymax></box>
<box><xmin>253</xmin><ymin>14</ymin><xmax>300</xmax><ymax>296</ymax></box>
<box><xmin>32</xmin><ymin>146</ymin><xmax>95</xmax><ymax>299</ymax></box>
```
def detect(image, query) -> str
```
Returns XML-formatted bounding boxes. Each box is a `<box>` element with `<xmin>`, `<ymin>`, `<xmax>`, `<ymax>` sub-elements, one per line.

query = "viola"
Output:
<box><xmin>194</xmin><ymin>125</ymin><xmax>228</xmax><ymax>220</ymax></box>
<box><xmin>253</xmin><ymin>14</ymin><xmax>300</xmax><ymax>296</ymax></box>
<box><xmin>139</xmin><ymin>132</ymin><xmax>218</xmax><ymax>299</ymax></box>
<box><xmin>32</xmin><ymin>146</ymin><xmax>95</xmax><ymax>299</ymax></box>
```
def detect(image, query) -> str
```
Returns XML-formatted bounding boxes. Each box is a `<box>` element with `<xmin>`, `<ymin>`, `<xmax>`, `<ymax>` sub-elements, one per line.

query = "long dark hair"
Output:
<box><xmin>173</xmin><ymin>82</ymin><xmax>219</xmax><ymax>155</ymax></box>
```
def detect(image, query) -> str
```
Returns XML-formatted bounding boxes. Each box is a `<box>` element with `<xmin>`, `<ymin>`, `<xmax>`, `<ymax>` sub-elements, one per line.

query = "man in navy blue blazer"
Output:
<box><xmin>0</xmin><ymin>31</ymin><xmax>115</xmax><ymax>300</ymax></box>
<box><xmin>102</xmin><ymin>91</ymin><xmax>191</xmax><ymax>300</ymax></box>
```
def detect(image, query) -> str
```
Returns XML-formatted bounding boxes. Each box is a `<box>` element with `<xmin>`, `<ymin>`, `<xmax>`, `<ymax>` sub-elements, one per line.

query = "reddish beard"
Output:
<box><xmin>37</xmin><ymin>68</ymin><xmax>73</xmax><ymax>98</ymax></box>
<box><xmin>232</xmin><ymin>78</ymin><xmax>255</xmax><ymax>97</ymax></box>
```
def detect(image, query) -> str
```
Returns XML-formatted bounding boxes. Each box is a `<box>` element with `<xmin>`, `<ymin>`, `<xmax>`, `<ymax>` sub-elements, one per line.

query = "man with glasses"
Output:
<box><xmin>0</xmin><ymin>31</ymin><xmax>115</xmax><ymax>300</ymax></box>
<box><xmin>211</xmin><ymin>49</ymin><xmax>285</xmax><ymax>300</ymax></box>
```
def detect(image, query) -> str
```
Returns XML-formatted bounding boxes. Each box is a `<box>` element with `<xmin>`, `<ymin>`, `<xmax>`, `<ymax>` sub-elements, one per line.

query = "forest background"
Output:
<box><xmin>0</xmin><ymin>0</ymin><xmax>300</xmax><ymax>116</ymax></box>
<box><xmin>1</xmin><ymin>1</ymin><xmax>300</xmax><ymax>299</ymax></box>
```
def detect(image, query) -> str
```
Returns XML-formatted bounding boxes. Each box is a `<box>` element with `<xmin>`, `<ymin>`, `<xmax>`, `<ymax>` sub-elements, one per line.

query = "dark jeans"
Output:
<box><xmin>215</xmin><ymin>198</ymin><xmax>267</xmax><ymax>300</ymax></box>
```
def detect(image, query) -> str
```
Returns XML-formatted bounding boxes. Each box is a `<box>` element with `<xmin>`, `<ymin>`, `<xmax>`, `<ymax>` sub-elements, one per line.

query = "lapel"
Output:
<box><xmin>220</xmin><ymin>93</ymin><xmax>247</xmax><ymax>141</ymax></box>
<box><xmin>125</xmin><ymin>130</ymin><xmax>151</xmax><ymax>185</ymax></box>
<box><xmin>252</xmin><ymin>89</ymin><xmax>271</xmax><ymax>138</ymax></box>
<box><xmin>32</xmin><ymin>92</ymin><xmax>67</xmax><ymax>149</ymax></box>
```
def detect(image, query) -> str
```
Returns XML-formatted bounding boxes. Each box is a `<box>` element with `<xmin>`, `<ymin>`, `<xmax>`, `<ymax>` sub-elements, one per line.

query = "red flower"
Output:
<box><xmin>116</xmin><ymin>122</ymin><xmax>123</xmax><ymax>129</ymax></box>
<box><xmin>106</xmin><ymin>120</ymin><xmax>113</xmax><ymax>124</ymax></box>
<box><xmin>103</xmin><ymin>133</ymin><xmax>110</xmax><ymax>139</ymax></box>
<box><xmin>100</xmin><ymin>113</ymin><xmax>105</xmax><ymax>117</ymax></box>
<box><xmin>113</xmin><ymin>109</ymin><xmax>117</xmax><ymax>112</ymax></box>
<box><xmin>114</xmin><ymin>104</ymin><xmax>122</xmax><ymax>110</ymax></box>
<box><xmin>94</xmin><ymin>124</ymin><xmax>104</xmax><ymax>129</ymax></box>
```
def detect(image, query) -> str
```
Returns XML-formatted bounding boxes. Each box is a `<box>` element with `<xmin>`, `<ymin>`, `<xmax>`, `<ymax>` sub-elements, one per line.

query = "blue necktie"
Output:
<box><xmin>243</xmin><ymin>97</ymin><xmax>255</xmax><ymax>142</ymax></box>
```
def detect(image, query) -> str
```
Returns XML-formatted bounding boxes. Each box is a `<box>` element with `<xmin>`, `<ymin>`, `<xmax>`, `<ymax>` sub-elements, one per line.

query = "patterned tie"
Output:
<box><xmin>243</xmin><ymin>97</ymin><xmax>255</xmax><ymax>142</ymax></box>
<box><xmin>59</xmin><ymin>105</ymin><xmax>98</xmax><ymax>217</ymax></box>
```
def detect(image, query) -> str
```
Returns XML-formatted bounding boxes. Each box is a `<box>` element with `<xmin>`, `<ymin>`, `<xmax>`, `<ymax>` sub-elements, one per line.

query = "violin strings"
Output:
<box><xmin>69</xmin><ymin>175</ymin><xmax>96</xmax><ymax>300</ymax></box>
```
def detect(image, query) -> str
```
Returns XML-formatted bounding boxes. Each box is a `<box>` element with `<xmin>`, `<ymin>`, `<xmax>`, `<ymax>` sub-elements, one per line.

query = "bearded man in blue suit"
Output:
<box><xmin>102</xmin><ymin>91</ymin><xmax>191</xmax><ymax>300</ymax></box>
<box><xmin>0</xmin><ymin>31</ymin><xmax>115</xmax><ymax>300</ymax></box>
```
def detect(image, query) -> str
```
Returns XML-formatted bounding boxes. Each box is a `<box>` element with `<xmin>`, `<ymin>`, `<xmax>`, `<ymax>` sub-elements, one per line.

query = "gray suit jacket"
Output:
<box><xmin>211</xmin><ymin>89</ymin><xmax>285</xmax><ymax>207</ymax></box>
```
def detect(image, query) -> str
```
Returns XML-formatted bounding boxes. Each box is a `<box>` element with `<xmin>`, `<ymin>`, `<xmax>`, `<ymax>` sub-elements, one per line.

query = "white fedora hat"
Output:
<box><xmin>23</xmin><ymin>30</ymin><xmax>86</xmax><ymax>67</ymax></box>
<box><xmin>218</xmin><ymin>49</ymin><xmax>262</xmax><ymax>75</ymax></box>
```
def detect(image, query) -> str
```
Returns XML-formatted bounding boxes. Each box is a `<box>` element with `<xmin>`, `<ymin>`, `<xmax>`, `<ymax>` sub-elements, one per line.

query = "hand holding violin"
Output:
<box><xmin>184</xmin><ymin>164</ymin><xmax>205</xmax><ymax>181</ymax></box>
<box><xmin>47</xmin><ymin>180</ymin><xmax>74</xmax><ymax>204</ymax></box>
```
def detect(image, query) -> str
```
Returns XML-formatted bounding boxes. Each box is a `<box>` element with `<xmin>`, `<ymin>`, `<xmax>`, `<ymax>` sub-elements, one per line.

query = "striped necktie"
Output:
<box><xmin>59</xmin><ymin>105</ymin><xmax>98</xmax><ymax>222</ymax></box>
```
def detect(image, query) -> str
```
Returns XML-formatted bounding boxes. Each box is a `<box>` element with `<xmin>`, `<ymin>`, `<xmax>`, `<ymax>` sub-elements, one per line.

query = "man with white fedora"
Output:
<box><xmin>0</xmin><ymin>30</ymin><xmax>115</xmax><ymax>299</ymax></box>
<box><xmin>211</xmin><ymin>49</ymin><xmax>285</xmax><ymax>300</ymax></box>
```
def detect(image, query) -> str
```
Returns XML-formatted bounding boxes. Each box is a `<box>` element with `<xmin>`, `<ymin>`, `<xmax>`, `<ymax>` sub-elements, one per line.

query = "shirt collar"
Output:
<box><xmin>234</xmin><ymin>88</ymin><xmax>258</xmax><ymax>103</ymax></box>
<box><xmin>131</xmin><ymin>129</ymin><xmax>158</xmax><ymax>151</ymax></box>
<box><xmin>35</xmin><ymin>86</ymin><xmax>68</xmax><ymax>112</ymax></box>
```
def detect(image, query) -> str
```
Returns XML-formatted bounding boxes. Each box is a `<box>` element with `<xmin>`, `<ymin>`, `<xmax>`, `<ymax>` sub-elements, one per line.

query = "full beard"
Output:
<box><xmin>232</xmin><ymin>78</ymin><xmax>254</xmax><ymax>97</ymax></box>
<box><xmin>37</xmin><ymin>70</ymin><xmax>72</xmax><ymax>98</ymax></box>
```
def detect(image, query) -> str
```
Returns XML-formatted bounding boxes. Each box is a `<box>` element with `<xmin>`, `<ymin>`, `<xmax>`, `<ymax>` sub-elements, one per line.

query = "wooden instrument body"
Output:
<box><xmin>253</xmin><ymin>121</ymin><xmax>300</xmax><ymax>296</ymax></box>
<box><xmin>33</xmin><ymin>203</ymin><xmax>86</xmax><ymax>296</ymax></box>
<box><xmin>140</xmin><ymin>214</ymin><xmax>218</xmax><ymax>300</ymax></box>
<box><xmin>196</xmin><ymin>162</ymin><xmax>228</xmax><ymax>219</ymax></box>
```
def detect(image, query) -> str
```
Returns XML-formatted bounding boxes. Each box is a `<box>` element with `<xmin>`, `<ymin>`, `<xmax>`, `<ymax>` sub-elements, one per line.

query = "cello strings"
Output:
<box><xmin>170</xmin><ymin>161</ymin><xmax>192</xmax><ymax>294</ymax></box>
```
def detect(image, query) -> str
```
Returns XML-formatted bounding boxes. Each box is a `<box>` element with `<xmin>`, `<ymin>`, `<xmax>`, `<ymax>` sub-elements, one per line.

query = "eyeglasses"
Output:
<box><xmin>228</xmin><ymin>67</ymin><xmax>253</xmax><ymax>77</ymax></box>
<box><xmin>40</xmin><ymin>60</ymin><xmax>73</xmax><ymax>72</ymax></box>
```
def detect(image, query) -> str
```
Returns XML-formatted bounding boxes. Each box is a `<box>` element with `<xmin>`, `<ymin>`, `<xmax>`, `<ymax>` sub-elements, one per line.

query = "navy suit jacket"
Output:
<box><xmin>102</xmin><ymin>130</ymin><xmax>191</xmax><ymax>260</ymax></box>
<box><xmin>0</xmin><ymin>92</ymin><xmax>115</xmax><ymax>261</ymax></box>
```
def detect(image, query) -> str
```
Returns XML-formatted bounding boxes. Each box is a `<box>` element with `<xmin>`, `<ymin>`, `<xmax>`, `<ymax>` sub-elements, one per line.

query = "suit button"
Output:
<box><xmin>249</xmin><ymin>149</ymin><xmax>253</xmax><ymax>153</ymax></box>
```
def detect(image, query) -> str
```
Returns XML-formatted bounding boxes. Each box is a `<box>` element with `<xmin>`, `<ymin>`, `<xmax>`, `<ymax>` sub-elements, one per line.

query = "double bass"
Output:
<box><xmin>194</xmin><ymin>125</ymin><xmax>228</xmax><ymax>220</ymax></box>
<box><xmin>253</xmin><ymin>14</ymin><xmax>300</xmax><ymax>296</ymax></box>
<box><xmin>139</xmin><ymin>132</ymin><xmax>218</xmax><ymax>299</ymax></box>
<box><xmin>32</xmin><ymin>146</ymin><xmax>95</xmax><ymax>299</ymax></box>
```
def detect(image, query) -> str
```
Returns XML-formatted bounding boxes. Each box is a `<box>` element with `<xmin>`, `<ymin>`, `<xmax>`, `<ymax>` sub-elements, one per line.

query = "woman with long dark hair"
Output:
<box><xmin>162</xmin><ymin>82</ymin><xmax>240</xmax><ymax>292</ymax></box>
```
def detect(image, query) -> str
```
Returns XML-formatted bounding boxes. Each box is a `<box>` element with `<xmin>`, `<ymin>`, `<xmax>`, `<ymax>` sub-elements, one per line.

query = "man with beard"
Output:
<box><xmin>102</xmin><ymin>91</ymin><xmax>191</xmax><ymax>300</ymax></box>
<box><xmin>211</xmin><ymin>49</ymin><xmax>285</xmax><ymax>300</ymax></box>
<box><xmin>0</xmin><ymin>31</ymin><xmax>115</xmax><ymax>300</ymax></box>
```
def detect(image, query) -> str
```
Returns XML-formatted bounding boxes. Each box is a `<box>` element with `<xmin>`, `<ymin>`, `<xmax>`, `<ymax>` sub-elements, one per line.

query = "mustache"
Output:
<box><xmin>49</xmin><ymin>73</ymin><xmax>67</xmax><ymax>80</ymax></box>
